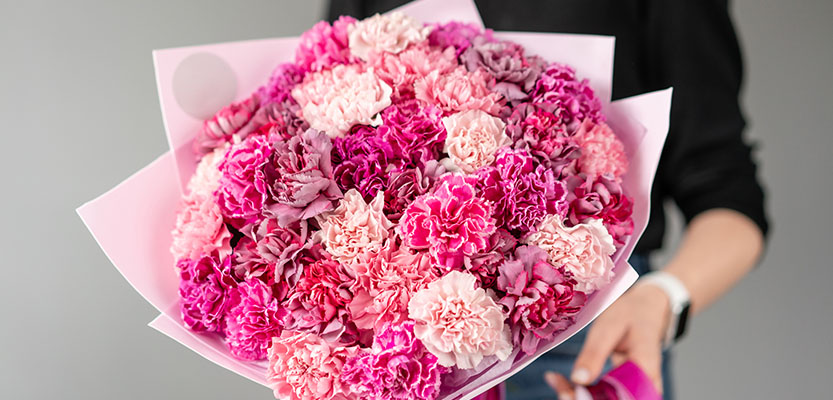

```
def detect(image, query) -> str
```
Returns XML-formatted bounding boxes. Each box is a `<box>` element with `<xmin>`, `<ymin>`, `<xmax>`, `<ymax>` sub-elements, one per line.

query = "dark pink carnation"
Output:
<box><xmin>178</xmin><ymin>252</ymin><xmax>236</xmax><ymax>333</ymax></box>
<box><xmin>565</xmin><ymin>174</ymin><xmax>634</xmax><ymax>249</ymax></box>
<box><xmin>263</xmin><ymin>128</ymin><xmax>342</xmax><ymax>226</ymax></box>
<box><xmin>216</xmin><ymin>134</ymin><xmax>272</xmax><ymax>228</ymax></box>
<box><xmin>194</xmin><ymin>95</ymin><xmax>260</xmax><ymax>155</ymax></box>
<box><xmin>379</xmin><ymin>100</ymin><xmax>447</xmax><ymax>166</ymax></box>
<box><xmin>295</xmin><ymin>16</ymin><xmax>357</xmax><ymax>73</ymax></box>
<box><xmin>459</xmin><ymin>228</ymin><xmax>518</xmax><ymax>290</ymax></box>
<box><xmin>223</xmin><ymin>279</ymin><xmax>284</xmax><ymax>361</ymax></box>
<box><xmin>427</xmin><ymin>21</ymin><xmax>494</xmax><ymax>57</ymax></box>
<box><xmin>399</xmin><ymin>174</ymin><xmax>496</xmax><ymax>269</ymax></box>
<box><xmin>382</xmin><ymin>161</ymin><xmax>446</xmax><ymax>221</ymax></box>
<box><xmin>257</xmin><ymin>63</ymin><xmax>304</xmax><ymax>106</ymax></box>
<box><xmin>506</xmin><ymin>102</ymin><xmax>580</xmax><ymax>174</ymax></box>
<box><xmin>497</xmin><ymin>245</ymin><xmax>586</xmax><ymax>355</ymax></box>
<box><xmin>341</xmin><ymin>321</ymin><xmax>445</xmax><ymax>400</ymax></box>
<box><xmin>462</xmin><ymin>40</ymin><xmax>546</xmax><ymax>105</ymax></box>
<box><xmin>332</xmin><ymin>125</ymin><xmax>403</xmax><ymax>200</ymax></box>
<box><xmin>282</xmin><ymin>256</ymin><xmax>359</xmax><ymax>344</ymax></box>
<box><xmin>531</xmin><ymin>63</ymin><xmax>603</xmax><ymax>132</ymax></box>
<box><xmin>232</xmin><ymin>218</ymin><xmax>313</xmax><ymax>285</ymax></box>
<box><xmin>475</xmin><ymin>148</ymin><xmax>568</xmax><ymax>234</ymax></box>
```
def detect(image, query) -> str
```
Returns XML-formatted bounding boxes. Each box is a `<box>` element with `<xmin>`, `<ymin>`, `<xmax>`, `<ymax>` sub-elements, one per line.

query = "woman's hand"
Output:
<box><xmin>545</xmin><ymin>283</ymin><xmax>671</xmax><ymax>398</ymax></box>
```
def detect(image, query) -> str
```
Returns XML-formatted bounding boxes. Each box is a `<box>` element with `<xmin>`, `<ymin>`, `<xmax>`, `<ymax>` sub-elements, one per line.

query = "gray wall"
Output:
<box><xmin>0</xmin><ymin>0</ymin><xmax>829</xmax><ymax>399</ymax></box>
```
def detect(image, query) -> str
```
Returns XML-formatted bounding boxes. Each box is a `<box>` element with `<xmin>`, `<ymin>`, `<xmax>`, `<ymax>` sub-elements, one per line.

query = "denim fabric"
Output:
<box><xmin>504</xmin><ymin>254</ymin><xmax>674</xmax><ymax>399</ymax></box>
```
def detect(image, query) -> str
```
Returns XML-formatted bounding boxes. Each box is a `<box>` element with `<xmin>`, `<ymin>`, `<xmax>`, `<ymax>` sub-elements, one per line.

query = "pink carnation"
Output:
<box><xmin>223</xmin><ymin>279</ymin><xmax>284</xmax><ymax>361</ymax></box>
<box><xmin>408</xmin><ymin>271</ymin><xmax>512</xmax><ymax>369</ymax></box>
<box><xmin>231</xmin><ymin>218</ymin><xmax>312</xmax><ymax>284</ymax></box>
<box><xmin>369</xmin><ymin>43</ymin><xmax>458</xmax><ymax>100</ymax></box>
<box><xmin>348</xmin><ymin>11</ymin><xmax>430</xmax><ymax>61</ymax></box>
<box><xmin>267</xmin><ymin>331</ymin><xmax>359</xmax><ymax>400</ymax></box>
<box><xmin>257</xmin><ymin>62</ymin><xmax>305</xmax><ymax>106</ymax></box>
<box><xmin>565</xmin><ymin>174</ymin><xmax>634</xmax><ymax>249</ymax></box>
<box><xmin>414</xmin><ymin>66</ymin><xmax>503</xmax><ymax>116</ymax></box>
<box><xmin>497</xmin><ymin>245</ymin><xmax>586</xmax><ymax>355</ymax></box>
<box><xmin>531</xmin><ymin>63</ymin><xmax>603</xmax><ymax>132</ymax></box>
<box><xmin>282</xmin><ymin>256</ymin><xmax>359</xmax><ymax>344</ymax></box>
<box><xmin>171</xmin><ymin>192</ymin><xmax>232</xmax><ymax>262</ymax></box>
<box><xmin>295</xmin><ymin>16</ymin><xmax>357</xmax><ymax>73</ymax></box>
<box><xmin>216</xmin><ymin>134</ymin><xmax>272</xmax><ymax>228</ymax></box>
<box><xmin>382</xmin><ymin>161</ymin><xmax>446</xmax><ymax>221</ymax></box>
<box><xmin>341</xmin><ymin>321</ymin><xmax>444</xmax><ymax>400</ymax></box>
<box><xmin>194</xmin><ymin>95</ymin><xmax>260</xmax><ymax>155</ymax></box>
<box><xmin>523</xmin><ymin>215</ymin><xmax>616</xmax><ymax>293</ymax></box>
<box><xmin>506</xmin><ymin>102</ymin><xmax>580</xmax><ymax>174</ymax></box>
<box><xmin>264</xmin><ymin>128</ymin><xmax>342</xmax><ymax>226</ymax></box>
<box><xmin>292</xmin><ymin>63</ymin><xmax>392</xmax><ymax>138</ymax></box>
<box><xmin>574</xmin><ymin>119</ymin><xmax>628</xmax><ymax>179</ymax></box>
<box><xmin>177</xmin><ymin>252</ymin><xmax>236</xmax><ymax>333</ymax></box>
<box><xmin>427</xmin><ymin>21</ymin><xmax>495</xmax><ymax>57</ymax></box>
<box><xmin>316</xmin><ymin>190</ymin><xmax>394</xmax><ymax>265</ymax></box>
<box><xmin>379</xmin><ymin>100</ymin><xmax>447</xmax><ymax>166</ymax></box>
<box><xmin>399</xmin><ymin>174</ymin><xmax>496</xmax><ymax>270</ymax></box>
<box><xmin>460</xmin><ymin>229</ymin><xmax>518</xmax><ymax>290</ymax></box>
<box><xmin>475</xmin><ymin>148</ymin><xmax>568</xmax><ymax>234</ymax></box>
<box><xmin>348</xmin><ymin>240</ymin><xmax>437</xmax><ymax>333</ymax></box>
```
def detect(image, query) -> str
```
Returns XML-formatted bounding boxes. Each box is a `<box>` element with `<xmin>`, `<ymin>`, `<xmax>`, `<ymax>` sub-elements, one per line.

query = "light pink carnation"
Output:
<box><xmin>369</xmin><ymin>43</ymin><xmax>458</xmax><ymax>99</ymax></box>
<box><xmin>408</xmin><ymin>271</ymin><xmax>512</xmax><ymax>369</ymax></box>
<box><xmin>348</xmin><ymin>11</ymin><xmax>430</xmax><ymax>61</ymax></box>
<box><xmin>574</xmin><ymin>119</ymin><xmax>628</xmax><ymax>179</ymax></box>
<box><xmin>348</xmin><ymin>240</ymin><xmax>438</xmax><ymax>333</ymax></box>
<box><xmin>523</xmin><ymin>215</ymin><xmax>616</xmax><ymax>293</ymax></box>
<box><xmin>415</xmin><ymin>67</ymin><xmax>503</xmax><ymax>116</ymax></box>
<box><xmin>171</xmin><ymin>193</ymin><xmax>231</xmax><ymax>261</ymax></box>
<box><xmin>187</xmin><ymin>146</ymin><xmax>226</xmax><ymax>198</ymax></box>
<box><xmin>295</xmin><ymin>16</ymin><xmax>357</xmax><ymax>73</ymax></box>
<box><xmin>316</xmin><ymin>190</ymin><xmax>394</xmax><ymax>265</ymax></box>
<box><xmin>292</xmin><ymin>64</ymin><xmax>392</xmax><ymax>138</ymax></box>
<box><xmin>194</xmin><ymin>95</ymin><xmax>260</xmax><ymax>154</ymax></box>
<box><xmin>267</xmin><ymin>331</ymin><xmax>359</xmax><ymax>400</ymax></box>
<box><xmin>442</xmin><ymin>109</ymin><xmax>510</xmax><ymax>173</ymax></box>
<box><xmin>399</xmin><ymin>174</ymin><xmax>496</xmax><ymax>270</ymax></box>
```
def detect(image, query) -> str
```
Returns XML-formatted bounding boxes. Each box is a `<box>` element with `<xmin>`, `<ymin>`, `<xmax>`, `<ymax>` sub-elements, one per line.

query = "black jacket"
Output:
<box><xmin>328</xmin><ymin>0</ymin><xmax>769</xmax><ymax>252</ymax></box>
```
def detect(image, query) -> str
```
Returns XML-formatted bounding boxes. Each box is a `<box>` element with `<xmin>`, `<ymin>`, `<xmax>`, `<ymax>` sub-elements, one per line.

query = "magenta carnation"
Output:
<box><xmin>194</xmin><ymin>95</ymin><xmax>260</xmax><ymax>154</ymax></box>
<box><xmin>223</xmin><ymin>279</ymin><xmax>284</xmax><ymax>361</ymax></box>
<box><xmin>216</xmin><ymin>134</ymin><xmax>272</xmax><ymax>227</ymax></box>
<box><xmin>462</xmin><ymin>40</ymin><xmax>546</xmax><ymax>105</ymax></box>
<box><xmin>178</xmin><ymin>252</ymin><xmax>236</xmax><ymax>333</ymax></box>
<box><xmin>263</xmin><ymin>128</ymin><xmax>343</xmax><ymax>226</ymax></box>
<box><xmin>475</xmin><ymin>148</ymin><xmax>568</xmax><ymax>234</ymax></box>
<box><xmin>295</xmin><ymin>16</ymin><xmax>357</xmax><ymax>73</ymax></box>
<box><xmin>497</xmin><ymin>245</ymin><xmax>586</xmax><ymax>355</ymax></box>
<box><xmin>565</xmin><ymin>174</ymin><xmax>634</xmax><ymax>248</ymax></box>
<box><xmin>399</xmin><ymin>174</ymin><xmax>496</xmax><ymax>269</ymax></box>
<box><xmin>341</xmin><ymin>321</ymin><xmax>444</xmax><ymax>400</ymax></box>
<box><xmin>506</xmin><ymin>102</ymin><xmax>580</xmax><ymax>174</ymax></box>
<box><xmin>282</xmin><ymin>256</ymin><xmax>359</xmax><ymax>344</ymax></box>
<box><xmin>332</xmin><ymin>125</ymin><xmax>403</xmax><ymax>199</ymax></box>
<box><xmin>257</xmin><ymin>62</ymin><xmax>305</xmax><ymax>106</ymax></box>
<box><xmin>382</xmin><ymin>161</ymin><xmax>446</xmax><ymax>221</ymax></box>
<box><xmin>531</xmin><ymin>63</ymin><xmax>604</xmax><ymax>132</ymax></box>
<box><xmin>379</xmin><ymin>100</ymin><xmax>447</xmax><ymax>166</ymax></box>
<box><xmin>428</xmin><ymin>21</ymin><xmax>495</xmax><ymax>57</ymax></box>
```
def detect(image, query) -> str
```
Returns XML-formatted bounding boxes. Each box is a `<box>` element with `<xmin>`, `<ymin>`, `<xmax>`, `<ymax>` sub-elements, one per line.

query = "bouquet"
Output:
<box><xmin>77</xmin><ymin>0</ymin><xmax>672</xmax><ymax>399</ymax></box>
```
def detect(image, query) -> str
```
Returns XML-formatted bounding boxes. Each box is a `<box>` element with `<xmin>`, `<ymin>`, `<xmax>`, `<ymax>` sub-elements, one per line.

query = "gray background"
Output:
<box><xmin>1</xmin><ymin>0</ymin><xmax>830</xmax><ymax>399</ymax></box>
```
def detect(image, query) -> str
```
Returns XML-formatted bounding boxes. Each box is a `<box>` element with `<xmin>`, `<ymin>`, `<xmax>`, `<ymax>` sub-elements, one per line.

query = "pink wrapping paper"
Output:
<box><xmin>76</xmin><ymin>0</ymin><xmax>672</xmax><ymax>398</ymax></box>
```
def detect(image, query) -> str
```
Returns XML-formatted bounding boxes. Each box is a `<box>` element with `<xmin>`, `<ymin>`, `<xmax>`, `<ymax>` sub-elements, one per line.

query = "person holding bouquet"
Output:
<box><xmin>328</xmin><ymin>1</ymin><xmax>769</xmax><ymax>398</ymax></box>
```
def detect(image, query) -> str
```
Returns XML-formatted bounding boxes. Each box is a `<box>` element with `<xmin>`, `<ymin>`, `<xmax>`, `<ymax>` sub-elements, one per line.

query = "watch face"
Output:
<box><xmin>674</xmin><ymin>302</ymin><xmax>691</xmax><ymax>341</ymax></box>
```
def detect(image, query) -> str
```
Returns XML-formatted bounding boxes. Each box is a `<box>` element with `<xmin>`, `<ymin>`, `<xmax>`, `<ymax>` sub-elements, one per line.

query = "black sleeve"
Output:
<box><xmin>327</xmin><ymin>0</ymin><xmax>410</xmax><ymax>21</ymax></box>
<box><xmin>651</xmin><ymin>0</ymin><xmax>769</xmax><ymax>238</ymax></box>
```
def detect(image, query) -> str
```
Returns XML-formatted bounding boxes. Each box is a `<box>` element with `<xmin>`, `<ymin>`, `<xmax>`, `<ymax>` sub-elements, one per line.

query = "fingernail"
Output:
<box><xmin>571</xmin><ymin>367</ymin><xmax>590</xmax><ymax>384</ymax></box>
<box><xmin>561</xmin><ymin>394</ymin><xmax>573</xmax><ymax>400</ymax></box>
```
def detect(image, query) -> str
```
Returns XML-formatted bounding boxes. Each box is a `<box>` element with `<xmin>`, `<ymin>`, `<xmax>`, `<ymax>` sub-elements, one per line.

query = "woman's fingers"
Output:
<box><xmin>627</xmin><ymin>331</ymin><xmax>664</xmax><ymax>393</ymax></box>
<box><xmin>544</xmin><ymin>371</ymin><xmax>575</xmax><ymax>400</ymax></box>
<box><xmin>571</xmin><ymin>314</ymin><xmax>627</xmax><ymax>385</ymax></box>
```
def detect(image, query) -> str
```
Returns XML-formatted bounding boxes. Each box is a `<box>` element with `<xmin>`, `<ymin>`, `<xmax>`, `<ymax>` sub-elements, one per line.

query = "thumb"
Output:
<box><xmin>544</xmin><ymin>371</ymin><xmax>576</xmax><ymax>400</ymax></box>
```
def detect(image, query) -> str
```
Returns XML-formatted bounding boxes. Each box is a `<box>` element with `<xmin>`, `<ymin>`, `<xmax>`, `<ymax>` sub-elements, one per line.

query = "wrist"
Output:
<box><xmin>637</xmin><ymin>271</ymin><xmax>692</xmax><ymax>348</ymax></box>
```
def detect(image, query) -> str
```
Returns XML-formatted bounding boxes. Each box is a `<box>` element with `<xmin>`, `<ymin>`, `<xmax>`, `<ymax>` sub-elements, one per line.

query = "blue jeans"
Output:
<box><xmin>505</xmin><ymin>254</ymin><xmax>674</xmax><ymax>399</ymax></box>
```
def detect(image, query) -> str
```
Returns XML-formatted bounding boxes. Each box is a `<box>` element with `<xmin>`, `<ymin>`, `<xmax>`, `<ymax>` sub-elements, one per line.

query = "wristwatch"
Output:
<box><xmin>637</xmin><ymin>271</ymin><xmax>691</xmax><ymax>349</ymax></box>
